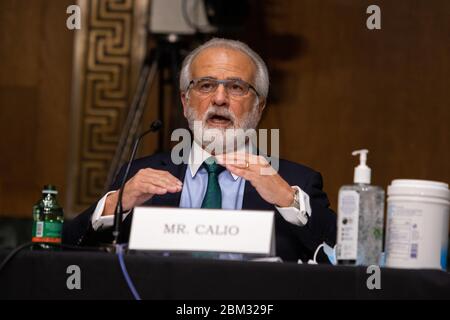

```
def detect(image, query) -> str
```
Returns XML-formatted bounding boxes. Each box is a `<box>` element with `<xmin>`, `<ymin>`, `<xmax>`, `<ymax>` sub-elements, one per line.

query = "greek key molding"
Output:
<box><xmin>68</xmin><ymin>0</ymin><xmax>149</xmax><ymax>215</ymax></box>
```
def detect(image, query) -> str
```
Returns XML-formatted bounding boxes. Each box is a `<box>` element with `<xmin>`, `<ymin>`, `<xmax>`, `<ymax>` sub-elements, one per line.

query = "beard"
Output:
<box><xmin>185</xmin><ymin>102</ymin><xmax>261</xmax><ymax>155</ymax></box>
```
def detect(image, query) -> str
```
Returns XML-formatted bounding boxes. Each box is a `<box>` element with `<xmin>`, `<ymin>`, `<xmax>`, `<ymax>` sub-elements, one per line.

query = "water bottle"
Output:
<box><xmin>31</xmin><ymin>185</ymin><xmax>64</xmax><ymax>249</ymax></box>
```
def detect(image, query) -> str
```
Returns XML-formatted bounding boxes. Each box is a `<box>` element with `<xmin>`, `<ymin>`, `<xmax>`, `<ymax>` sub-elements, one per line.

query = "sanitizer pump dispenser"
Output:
<box><xmin>336</xmin><ymin>149</ymin><xmax>385</xmax><ymax>266</ymax></box>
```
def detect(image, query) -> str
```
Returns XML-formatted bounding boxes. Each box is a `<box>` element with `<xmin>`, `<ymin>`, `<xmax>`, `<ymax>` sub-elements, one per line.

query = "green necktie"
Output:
<box><xmin>201</xmin><ymin>157</ymin><xmax>225</xmax><ymax>209</ymax></box>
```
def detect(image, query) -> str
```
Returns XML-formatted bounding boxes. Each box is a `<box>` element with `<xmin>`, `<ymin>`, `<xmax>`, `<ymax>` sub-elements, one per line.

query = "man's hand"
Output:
<box><xmin>215</xmin><ymin>153</ymin><xmax>294</xmax><ymax>207</ymax></box>
<box><xmin>103</xmin><ymin>168</ymin><xmax>183</xmax><ymax>216</ymax></box>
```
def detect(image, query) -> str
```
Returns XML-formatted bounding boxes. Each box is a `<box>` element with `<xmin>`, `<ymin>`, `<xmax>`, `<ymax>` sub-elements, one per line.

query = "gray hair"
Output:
<box><xmin>179</xmin><ymin>38</ymin><xmax>269</xmax><ymax>100</ymax></box>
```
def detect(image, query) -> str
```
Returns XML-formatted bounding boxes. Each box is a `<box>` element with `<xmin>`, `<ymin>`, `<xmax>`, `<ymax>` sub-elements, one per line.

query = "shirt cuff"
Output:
<box><xmin>275</xmin><ymin>186</ymin><xmax>311</xmax><ymax>226</ymax></box>
<box><xmin>91</xmin><ymin>191</ymin><xmax>131</xmax><ymax>231</ymax></box>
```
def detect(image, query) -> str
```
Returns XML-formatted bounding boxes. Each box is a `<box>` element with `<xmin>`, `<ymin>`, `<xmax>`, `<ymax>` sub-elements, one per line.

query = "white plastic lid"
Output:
<box><xmin>388</xmin><ymin>179</ymin><xmax>450</xmax><ymax>201</ymax></box>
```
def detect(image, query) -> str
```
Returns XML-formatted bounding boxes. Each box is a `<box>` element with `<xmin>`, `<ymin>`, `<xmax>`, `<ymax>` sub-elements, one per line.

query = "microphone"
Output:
<box><xmin>112</xmin><ymin>120</ymin><xmax>163</xmax><ymax>245</ymax></box>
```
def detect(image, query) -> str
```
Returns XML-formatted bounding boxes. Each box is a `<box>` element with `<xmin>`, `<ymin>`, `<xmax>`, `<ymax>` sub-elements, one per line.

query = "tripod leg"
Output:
<box><xmin>105</xmin><ymin>49</ymin><xmax>161</xmax><ymax>190</ymax></box>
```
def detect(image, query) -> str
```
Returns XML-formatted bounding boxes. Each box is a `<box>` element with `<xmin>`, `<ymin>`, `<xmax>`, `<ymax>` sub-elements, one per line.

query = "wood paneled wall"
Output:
<box><xmin>0</xmin><ymin>0</ymin><xmax>74</xmax><ymax>218</ymax></box>
<box><xmin>244</xmin><ymin>0</ymin><xmax>449</xmax><ymax>209</ymax></box>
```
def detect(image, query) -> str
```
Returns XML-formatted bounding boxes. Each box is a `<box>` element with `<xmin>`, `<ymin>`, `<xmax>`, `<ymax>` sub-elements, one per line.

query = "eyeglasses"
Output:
<box><xmin>187</xmin><ymin>77</ymin><xmax>260</xmax><ymax>97</ymax></box>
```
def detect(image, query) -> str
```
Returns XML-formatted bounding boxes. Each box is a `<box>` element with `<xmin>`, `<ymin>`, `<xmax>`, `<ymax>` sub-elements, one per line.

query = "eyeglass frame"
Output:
<box><xmin>185</xmin><ymin>77</ymin><xmax>260</xmax><ymax>98</ymax></box>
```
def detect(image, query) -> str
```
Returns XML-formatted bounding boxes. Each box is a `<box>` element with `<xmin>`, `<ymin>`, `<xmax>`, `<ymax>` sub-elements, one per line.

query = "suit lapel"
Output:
<box><xmin>242</xmin><ymin>179</ymin><xmax>275</xmax><ymax>211</ymax></box>
<box><xmin>242</xmin><ymin>181</ymin><xmax>262</xmax><ymax>210</ymax></box>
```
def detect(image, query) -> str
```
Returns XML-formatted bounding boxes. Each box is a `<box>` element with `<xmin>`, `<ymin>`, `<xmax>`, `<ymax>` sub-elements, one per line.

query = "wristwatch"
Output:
<box><xmin>290</xmin><ymin>187</ymin><xmax>300</xmax><ymax>210</ymax></box>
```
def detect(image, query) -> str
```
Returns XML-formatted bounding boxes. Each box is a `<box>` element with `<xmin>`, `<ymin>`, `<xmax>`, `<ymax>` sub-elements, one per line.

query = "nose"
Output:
<box><xmin>211</xmin><ymin>83</ymin><xmax>229</xmax><ymax>107</ymax></box>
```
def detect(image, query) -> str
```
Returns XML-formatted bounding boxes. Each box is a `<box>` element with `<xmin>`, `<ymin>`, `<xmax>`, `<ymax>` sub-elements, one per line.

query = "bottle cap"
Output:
<box><xmin>42</xmin><ymin>185</ymin><xmax>58</xmax><ymax>195</ymax></box>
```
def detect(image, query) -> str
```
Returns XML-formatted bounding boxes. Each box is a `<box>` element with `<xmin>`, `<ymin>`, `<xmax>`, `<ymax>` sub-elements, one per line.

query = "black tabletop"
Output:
<box><xmin>0</xmin><ymin>249</ymin><xmax>449</xmax><ymax>300</ymax></box>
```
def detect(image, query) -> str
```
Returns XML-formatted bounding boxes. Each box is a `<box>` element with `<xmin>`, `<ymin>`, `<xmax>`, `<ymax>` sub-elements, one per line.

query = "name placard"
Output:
<box><xmin>128</xmin><ymin>207</ymin><xmax>275</xmax><ymax>256</ymax></box>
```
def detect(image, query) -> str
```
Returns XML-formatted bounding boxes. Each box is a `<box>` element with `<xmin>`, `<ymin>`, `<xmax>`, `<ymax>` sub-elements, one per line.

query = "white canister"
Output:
<box><xmin>385</xmin><ymin>179</ymin><xmax>450</xmax><ymax>270</ymax></box>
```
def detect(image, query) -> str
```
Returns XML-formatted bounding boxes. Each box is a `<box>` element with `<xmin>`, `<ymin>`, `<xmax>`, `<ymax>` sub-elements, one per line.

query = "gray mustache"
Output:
<box><xmin>204</xmin><ymin>107</ymin><xmax>236</xmax><ymax>122</ymax></box>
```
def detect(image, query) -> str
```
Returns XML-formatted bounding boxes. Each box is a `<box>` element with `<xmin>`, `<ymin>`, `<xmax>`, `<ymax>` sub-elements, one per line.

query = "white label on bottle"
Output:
<box><xmin>36</xmin><ymin>221</ymin><xmax>44</xmax><ymax>237</ymax></box>
<box><xmin>337</xmin><ymin>190</ymin><xmax>360</xmax><ymax>260</ymax></box>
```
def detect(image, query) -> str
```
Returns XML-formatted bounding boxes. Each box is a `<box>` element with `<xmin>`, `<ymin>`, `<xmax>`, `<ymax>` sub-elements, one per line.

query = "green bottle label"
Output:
<box><xmin>32</xmin><ymin>221</ymin><xmax>62</xmax><ymax>243</ymax></box>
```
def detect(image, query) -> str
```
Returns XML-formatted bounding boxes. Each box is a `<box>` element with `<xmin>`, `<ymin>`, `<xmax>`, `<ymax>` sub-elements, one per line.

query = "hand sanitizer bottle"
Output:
<box><xmin>336</xmin><ymin>149</ymin><xmax>385</xmax><ymax>266</ymax></box>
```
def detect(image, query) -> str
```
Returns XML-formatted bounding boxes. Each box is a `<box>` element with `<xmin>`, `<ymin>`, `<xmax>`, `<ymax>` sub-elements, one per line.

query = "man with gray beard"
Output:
<box><xmin>63</xmin><ymin>38</ymin><xmax>336</xmax><ymax>263</ymax></box>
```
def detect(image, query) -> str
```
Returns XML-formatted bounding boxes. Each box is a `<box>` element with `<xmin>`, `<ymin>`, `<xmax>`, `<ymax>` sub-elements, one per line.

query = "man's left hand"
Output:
<box><xmin>215</xmin><ymin>152</ymin><xmax>294</xmax><ymax>207</ymax></box>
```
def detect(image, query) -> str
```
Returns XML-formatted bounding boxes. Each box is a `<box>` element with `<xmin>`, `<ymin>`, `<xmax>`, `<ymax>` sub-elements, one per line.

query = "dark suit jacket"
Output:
<box><xmin>63</xmin><ymin>152</ymin><xmax>337</xmax><ymax>262</ymax></box>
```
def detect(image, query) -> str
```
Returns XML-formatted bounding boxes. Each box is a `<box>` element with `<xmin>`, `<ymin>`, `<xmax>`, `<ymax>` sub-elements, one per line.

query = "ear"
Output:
<box><xmin>258</xmin><ymin>97</ymin><xmax>266</xmax><ymax>113</ymax></box>
<box><xmin>181</xmin><ymin>91</ymin><xmax>189</xmax><ymax>116</ymax></box>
